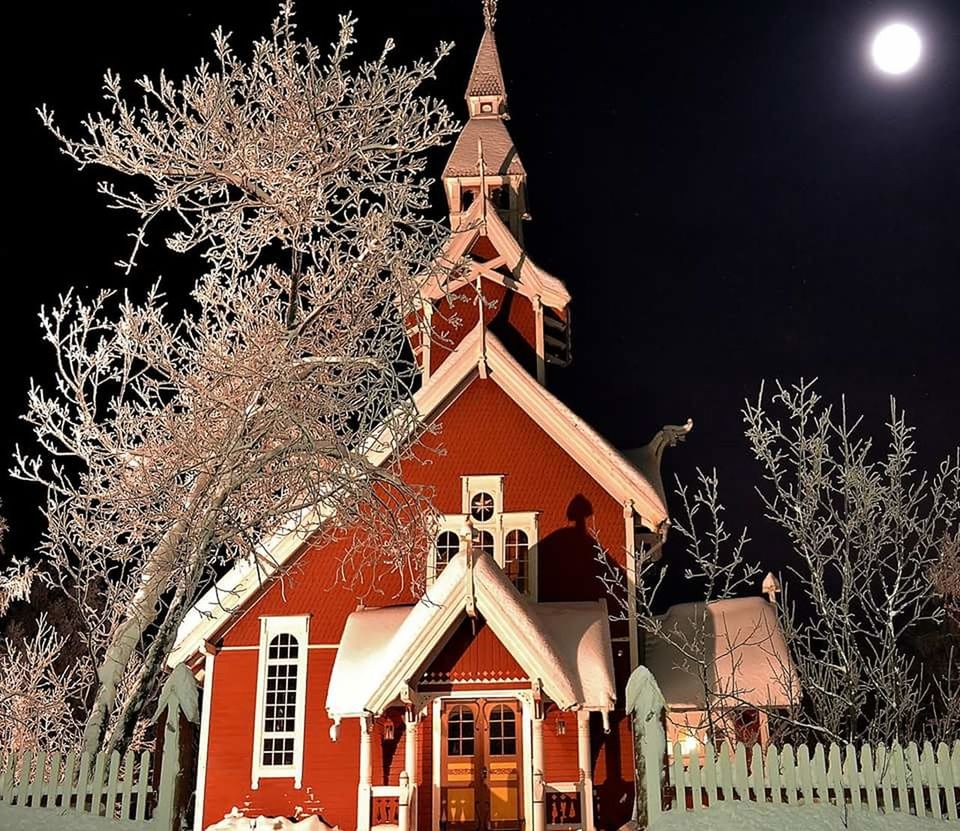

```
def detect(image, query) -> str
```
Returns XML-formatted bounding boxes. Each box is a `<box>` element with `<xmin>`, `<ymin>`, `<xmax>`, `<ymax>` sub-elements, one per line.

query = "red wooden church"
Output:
<box><xmin>171</xmin><ymin>12</ymin><xmax>703</xmax><ymax>831</ymax></box>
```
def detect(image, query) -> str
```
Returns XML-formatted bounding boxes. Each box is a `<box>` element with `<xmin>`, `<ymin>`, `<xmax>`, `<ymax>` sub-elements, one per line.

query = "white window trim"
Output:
<box><xmin>428</xmin><ymin>505</ymin><xmax>539</xmax><ymax>601</ymax></box>
<box><xmin>251</xmin><ymin>614</ymin><xmax>310</xmax><ymax>789</ymax></box>
<box><xmin>462</xmin><ymin>474</ymin><xmax>505</xmax><ymax>518</ymax></box>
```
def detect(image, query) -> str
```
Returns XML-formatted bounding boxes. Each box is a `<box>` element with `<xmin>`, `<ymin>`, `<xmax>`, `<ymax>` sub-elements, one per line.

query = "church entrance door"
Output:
<box><xmin>440</xmin><ymin>699</ymin><xmax>524</xmax><ymax>831</ymax></box>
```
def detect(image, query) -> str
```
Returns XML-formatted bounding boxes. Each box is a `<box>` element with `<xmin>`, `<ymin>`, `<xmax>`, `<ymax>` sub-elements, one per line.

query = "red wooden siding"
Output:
<box><xmin>591</xmin><ymin>711</ymin><xmax>635</xmax><ymax>831</ymax></box>
<box><xmin>200</xmin><ymin>375</ymin><xmax>635</xmax><ymax>828</ymax></box>
<box><xmin>422</xmin><ymin>615</ymin><xmax>527</xmax><ymax>686</ymax></box>
<box><xmin>542</xmin><ymin>707</ymin><xmax>580</xmax><ymax>782</ymax></box>
<box><xmin>430</xmin><ymin>272</ymin><xmax>538</xmax><ymax>377</ymax></box>
<box><xmin>218</xmin><ymin>378</ymin><xmax>628</xmax><ymax>647</ymax></box>
<box><xmin>202</xmin><ymin>648</ymin><xmax>359</xmax><ymax>830</ymax></box>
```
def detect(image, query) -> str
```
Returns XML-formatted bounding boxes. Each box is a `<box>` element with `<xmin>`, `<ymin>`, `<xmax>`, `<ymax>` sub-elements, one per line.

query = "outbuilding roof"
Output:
<box><xmin>645</xmin><ymin>597</ymin><xmax>800</xmax><ymax>710</ymax></box>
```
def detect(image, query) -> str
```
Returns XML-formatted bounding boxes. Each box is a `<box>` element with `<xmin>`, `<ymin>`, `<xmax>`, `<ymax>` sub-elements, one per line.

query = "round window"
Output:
<box><xmin>470</xmin><ymin>491</ymin><xmax>495</xmax><ymax>522</ymax></box>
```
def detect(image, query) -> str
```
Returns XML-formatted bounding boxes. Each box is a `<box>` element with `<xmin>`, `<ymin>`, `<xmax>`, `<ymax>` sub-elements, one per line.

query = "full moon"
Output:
<box><xmin>871</xmin><ymin>23</ymin><xmax>922</xmax><ymax>75</ymax></box>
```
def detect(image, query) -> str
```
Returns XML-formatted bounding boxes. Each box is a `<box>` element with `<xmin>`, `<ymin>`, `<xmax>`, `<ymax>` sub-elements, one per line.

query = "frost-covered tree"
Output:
<box><xmin>603</xmin><ymin>380</ymin><xmax>960</xmax><ymax>745</ymax></box>
<box><xmin>19</xmin><ymin>2</ymin><xmax>458</xmax><ymax>756</ymax></box>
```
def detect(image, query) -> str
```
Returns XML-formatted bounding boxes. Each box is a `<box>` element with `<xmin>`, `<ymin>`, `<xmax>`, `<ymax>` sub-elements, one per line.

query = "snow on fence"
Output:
<box><xmin>0</xmin><ymin>663</ymin><xmax>199</xmax><ymax>830</ymax></box>
<box><xmin>0</xmin><ymin>748</ymin><xmax>157</xmax><ymax>823</ymax></box>
<box><xmin>656</xmin><ymin>739</ymin><xmax>960</xmax><ymax>822</ymax></box>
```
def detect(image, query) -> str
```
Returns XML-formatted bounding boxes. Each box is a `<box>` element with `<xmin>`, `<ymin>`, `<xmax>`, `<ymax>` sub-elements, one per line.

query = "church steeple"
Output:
<box><xmin>442</xmin><ymin>1</ymin><xmax>528</xmax><ymax>240</ymax></box>
<box><xmin>465</xmin><ymin>13</ymin><xmax>507</xmax><ymax>118</ymax></box>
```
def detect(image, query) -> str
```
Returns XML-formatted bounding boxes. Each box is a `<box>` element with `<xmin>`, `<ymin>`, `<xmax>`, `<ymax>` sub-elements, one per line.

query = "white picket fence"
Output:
<box><xmin>0</xmin><ymin>748</ymin><xmax>158</xmax><ymax>824</ymax></box>
<box><xmin>657</xmin><ymin>739</ymin><xmax>960</xmax><ymax>821</ymax></box>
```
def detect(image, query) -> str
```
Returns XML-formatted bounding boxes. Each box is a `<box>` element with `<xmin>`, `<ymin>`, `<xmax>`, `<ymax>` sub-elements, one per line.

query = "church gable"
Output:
<box><xmin>420</xmin><ymin>615</ymin><xmax>528</xmax><ymax>689</ymax></box>
<box><xmin>215</xmin><ymin>375</ymin><xmax>628</xmax><ymax>648</ymax></box>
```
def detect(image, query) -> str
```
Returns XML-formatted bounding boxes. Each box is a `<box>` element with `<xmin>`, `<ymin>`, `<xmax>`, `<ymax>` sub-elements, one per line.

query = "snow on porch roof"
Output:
<box><xmin>645</xmin><ymin>596</ymin><xmax>800</xmax><ymax>711</ymax></box>
<box><xmin>325</xmin><ymin>550</ymin><xmax>617</xmax><ymax>719</ymax></box>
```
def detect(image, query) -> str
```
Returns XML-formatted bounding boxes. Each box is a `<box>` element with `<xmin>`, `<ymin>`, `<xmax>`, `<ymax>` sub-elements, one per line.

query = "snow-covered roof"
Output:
<box><xmin>443</xmin><ymin>117</ymin><xmax>524</xmax><ymax>179</ymax></box>
<box><xmin>645</xmin><ymin>597</ymin><xmax>799</xmax><ymax>710</ymax></box>
<box><xmin>325</xmin><ymin>550</ymin><xmax>616</xmax><ymax>719</ymax></box>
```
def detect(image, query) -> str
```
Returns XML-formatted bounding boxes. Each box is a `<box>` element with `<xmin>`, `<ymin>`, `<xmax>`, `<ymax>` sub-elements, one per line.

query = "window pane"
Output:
<box><xmin>436</xmin><ymin>531</ymin><xmax>460</xmax><ymax>576</ymax></box>
<box><xmin>470</xmin><ymin>492</ymin><xmax>495</xmax><ymax>522</ymax></box>
<box><xmin>488</xmin><ymin>706</ymin><xmax>516</xmax><ymax>756</ymax></box>
<box><xmin>262</xmin><ymin>633</ymin><xmax>300</xmax><ymax>766</ymax></box>
<box><xmin>505</xmin><ymin>530</ymin><xmax>529</xmax><ymax>593</ymax></box>
<box><xmin>475</xmin><ymin>530</ymin><xmax>494</xmax><ymax>556</ymax></box>
<box><xmin>448</xmin><ymin>707</ymin><xmax>475</xmax><ymax>757</ymax></box>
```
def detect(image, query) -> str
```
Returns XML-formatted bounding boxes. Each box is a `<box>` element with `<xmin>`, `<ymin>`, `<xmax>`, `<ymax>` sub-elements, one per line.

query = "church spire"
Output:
<box><xmin>466</xmin><ymin>2</ymin><xmax>507</xmax><ymax>118</ymax></box>
<box><xmin>442</xmin><ymin>1</ymin><xmax>527</xmax><ymax>238</ymax></box>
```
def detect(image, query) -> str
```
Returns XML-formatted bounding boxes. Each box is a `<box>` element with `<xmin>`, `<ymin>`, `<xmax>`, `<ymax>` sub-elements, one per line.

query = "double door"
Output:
<box><xmin>440</xmin><ymin>699</ymin><xmax>524</xmax><ymax>831</ymax></box>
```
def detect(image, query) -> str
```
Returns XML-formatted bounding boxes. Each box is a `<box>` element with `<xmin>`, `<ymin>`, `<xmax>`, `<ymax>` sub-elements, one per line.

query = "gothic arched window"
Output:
<box><xmin>474</xmin><ymin>529</ymin><xmax>495</xmax><ymax>556</ymax></box>
<box><xmin>504</xmin><ymin>529</ymin><xmax>529</xmax><ymax>593</ymax></box>
<box><xmin>435</xmin><ymin>530</ymin><xmax>460</xmax><ymax>576</ymax></box>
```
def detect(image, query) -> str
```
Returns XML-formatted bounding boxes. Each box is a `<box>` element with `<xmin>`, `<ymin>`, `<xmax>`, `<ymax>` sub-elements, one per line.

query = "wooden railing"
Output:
<box><xmin>544</xmin><ymin>782</ymin><xmax>582</xmax><ymax>829</ymax></box>
<box><xmin>660</xmin><ymin>739</ymin><xmax>960</xmax><ymax>821</ymax></box>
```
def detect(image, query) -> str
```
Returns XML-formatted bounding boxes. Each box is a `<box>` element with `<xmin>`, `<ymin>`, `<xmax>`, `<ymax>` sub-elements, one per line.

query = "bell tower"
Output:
<box><xmin>419</xmin><ymin>1</ymin><xmax>572</xmax><ymax>387</ymax></box>
<box><xmin>442</xmin><ymin>2</ymin><xmax>528</xmax><ymax>241</ymax></box>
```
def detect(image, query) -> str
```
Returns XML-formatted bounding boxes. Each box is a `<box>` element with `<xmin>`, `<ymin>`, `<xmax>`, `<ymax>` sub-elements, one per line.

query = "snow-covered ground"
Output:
<box><xmin>0</xmin><ymin>805</ymin><xmax>152</xmax><ymax>831</ymax></box>
<box><xmin>650</xmin><ymin>802</ymin><xmax>955</xmax><ymax>830</ymax></box>
<box><xmin>4</xmin><ymin>802</ymin><xmax>954</xmax><ymax>831</ymax></box>
<box><xmin>0</xmin><ymin>804</ymin><xmax>337</xmax><ymax>831</ymax></box>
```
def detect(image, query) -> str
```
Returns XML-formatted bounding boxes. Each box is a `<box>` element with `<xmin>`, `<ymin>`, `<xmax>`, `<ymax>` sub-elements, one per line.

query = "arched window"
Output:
<box><xmin>470</xmin><ymin>491</ymin><xmax>495</xmax><ymax>522</ymax></box>
<box><xmin>488</xmin><ymin>704</ymin><xmax>517</xmax><ymax>756</ymax></box>
<box><xmin>504</xmin><ymin>529</ymin><xmax>529</xmax><ymax>593</ymax></box>
<box><xmin>261</xmin><ymin>633</ymin><xmax>300</xmax><ymax>767</ymax></box>
<box><xmin>447</xmin><ymin>705</ymin><xmax>475</xmax><ymax>757</ymax></box>
<box><xmin>474</xmin><ymin>529</ymin><xmax>495</xmax><ymax>556</ymax></box>
<box><xmin>435</xmin><ymin>531</ymin><xmax>460</xmax><ymax>576</ymax></box>
<box><xmin>253</xmin><ymin>616</ymin><xmax>309</xmax><ymax>787</ymax></box>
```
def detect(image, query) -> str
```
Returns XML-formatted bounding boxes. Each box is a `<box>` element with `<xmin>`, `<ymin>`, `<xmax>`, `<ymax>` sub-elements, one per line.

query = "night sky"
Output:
<box><xmin>3</xmin><ymin>1</ymin><xmax>958</xmax><ymax>584</ymax></box>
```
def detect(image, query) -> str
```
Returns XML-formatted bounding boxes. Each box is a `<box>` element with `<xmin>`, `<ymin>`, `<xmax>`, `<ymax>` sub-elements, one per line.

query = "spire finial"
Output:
<box><xmin>483</xmin><ymin>0</ymin><xmax>498</xmax><ymax>30</ymax></box>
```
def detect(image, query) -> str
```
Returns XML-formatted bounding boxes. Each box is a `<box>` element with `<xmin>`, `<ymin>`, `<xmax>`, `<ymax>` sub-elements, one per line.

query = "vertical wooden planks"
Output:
<box><xmin>734</xmin><ymin>742</ymin><xmax>749</xmax><ymax>802</ymax></box>
<box><xmin>16</xmin><ymin>749</ymin><xmax>32</xmax><ymax>807</ymax></box>
<box><xmin>75</xmin><ymin>751</ymin><xmax>91</xmax><ymax>815</ymax></box>
<box><xmin>62</xmin><ymin>751</ymin><xmax>77</xmax><ymax>812</ymax></box>
<box><xmin>703</xmin><ymin>744</ymin><xmax>719</xmax><ymax>807</ymax></box>
<box><xmin>797</xmin><ymin>744</ymin><xmax>813</xmax><ymax>806</ymax></box>
<box><xmin>937</xmin><ymin>742</ymin><xmax>957</xmax><ymax>821</ymax></box>
<box><xmin>827</xmin><ymin>744</ymin><xmax>843</xmax><ymax>807</ymax></box>
<box><xmin>718</xmin><ymin>742</ymin><xmax>734</xmax><ymax>803</ymax></box>
<box><xmin>891</xmin><ymin>743</ymin><xmax>909</xmax><ymax>815</ymax></box>
<box><xmin>689</xmin><ymin>751</ymin><xmax>703</xmax><ymax>811</ymax></box>
<box><xmin>30</xmin><ymin>751</ymin><xmax>47</xmax><ymax>808</ymax></box>
<box><xmin>750</xmin><ymin>743</ymin><xmax>765</xmax><ymax>804</ymax></box>
<box><xmin>0</xmin><ymin>751</ymin><xmax>14</xmax><ymax>804</ymax></box>
<box><xmin>45</xmin><ymin>752</ymin><xmax>62</xmax><ymax>809</ymax></box>
<box><xmin>781</xmin><ymin>744</ymin><xmax>797</xmax><ymax>805</ymax></box>
<box><xmin>135</xmin><ymin>750</ymin><xmax>151</xmax><ymax>822</ymax></box>
<box><xmin>767</xmin><ymin>745</ymin><xmax>782</xmax><ymax>804</ymax></box>
<box><xmin>844</xmin><ymin>744</ymin><xmax>861</xmax><ymax>811</ymax></box>
<box><xmin>860</xmin><ymin>745</ymin><xmax>877</xmax><ymax>814</ymax></box>
<box><xmin>907</xmin><ymin>742</ymin><xmax>925</xmax><ymax>818</ymax></box>
<box><xmin>812</xmin><ymin>743</ymin><xmax>827</xmax><ymax>804</ymax></box>
<box><xmin>121</xmin><ymin>749</ymin><xmax>136</xmax><ymax>821</ymax></box>
<box><xmin>875</xmin><ymin>745</ymin><xmax>893</xmax><ymax>814</ymax></box>
<box><xmin>921</xmin><ymin>742</ymin><xmax>940</xmax><ymax>820</ymax></box>
<box><xmin>106</xmin><ymin>750</ymin><xmax>121</xmax><ymax>820</ymax></box>
<box><xmin>90</xmin><ymin>751</ymin><xmax>107</xmax><ymax>817</ymax></box>
<box><xmin>671</xmin><ymin>745</ymin><xmax>685</xmax><ymax>812</ymax></box>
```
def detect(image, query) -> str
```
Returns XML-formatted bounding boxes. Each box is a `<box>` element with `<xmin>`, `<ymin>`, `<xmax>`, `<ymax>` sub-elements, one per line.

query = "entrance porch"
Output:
<box><xmin>326</xmin><ymin>550</ymin><xmax>617</xmax><ymax>831</ymax></box>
